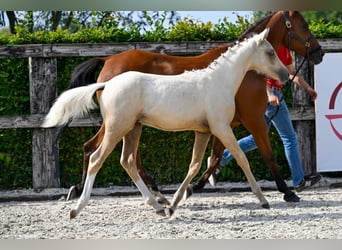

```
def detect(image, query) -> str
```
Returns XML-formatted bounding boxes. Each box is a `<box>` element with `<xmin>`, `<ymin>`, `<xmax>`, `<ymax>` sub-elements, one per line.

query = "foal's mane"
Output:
<box><xmin>185</xmin><ymin>33</ymin><xmax>255</xmax><ymax>75</ymax></box>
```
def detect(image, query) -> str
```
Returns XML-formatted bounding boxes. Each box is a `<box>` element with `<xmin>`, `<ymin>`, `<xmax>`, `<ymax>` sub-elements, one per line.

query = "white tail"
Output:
<box><xmin>42</xmin><ymin>82</ymin><xmax>106</xmax><ymax>128</ymax></box>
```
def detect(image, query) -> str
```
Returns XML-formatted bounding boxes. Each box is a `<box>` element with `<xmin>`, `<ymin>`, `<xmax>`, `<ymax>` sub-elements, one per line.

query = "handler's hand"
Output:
<box><xmin>268</xmin><ymin>94</ymin><xmax>280</xmax><ymax>106</ymax></box>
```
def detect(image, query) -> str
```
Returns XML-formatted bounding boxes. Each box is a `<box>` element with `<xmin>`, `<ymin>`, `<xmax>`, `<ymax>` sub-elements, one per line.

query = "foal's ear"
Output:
<box><xmin>257</xmin><ymin>28</ymin><xmax>270</xmax><ymax>44</ymax></box>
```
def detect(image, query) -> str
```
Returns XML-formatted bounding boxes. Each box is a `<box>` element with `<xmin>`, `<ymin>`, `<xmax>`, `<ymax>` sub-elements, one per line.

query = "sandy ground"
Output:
<box><xmin>0</xmin><ymin>178</ymin><xmax>342</xmax><ymax>239</ymax></box>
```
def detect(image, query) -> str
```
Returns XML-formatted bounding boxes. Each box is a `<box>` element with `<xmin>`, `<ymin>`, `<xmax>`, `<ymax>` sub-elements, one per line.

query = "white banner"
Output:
<box><xmin>315</xmin><ymin>53</ymin><xmax>342</xmax><ymax>172</ymax></box>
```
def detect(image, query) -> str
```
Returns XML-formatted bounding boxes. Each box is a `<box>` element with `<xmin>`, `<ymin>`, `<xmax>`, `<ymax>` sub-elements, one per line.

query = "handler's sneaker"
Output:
<box><xmin>207</xmin><ymin>157</ymin><xmax>222</xmax><ymax>187</ymax></box>
<box><xmin>294</xmin><ymin>173</ymin><xmax>322</xmax><ymax>192</ymax></box>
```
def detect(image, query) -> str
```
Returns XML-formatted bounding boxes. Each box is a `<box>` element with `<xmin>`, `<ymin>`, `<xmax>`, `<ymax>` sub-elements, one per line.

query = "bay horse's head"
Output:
<box><xmin>280</xmin><ymin>11</ymin><xmax>324</xmax><ymax>64</ymax></box>
<box><xmin>239</xmin><ymin>11</ymin><xmax>324</xmax><ymax>65</ymax></box>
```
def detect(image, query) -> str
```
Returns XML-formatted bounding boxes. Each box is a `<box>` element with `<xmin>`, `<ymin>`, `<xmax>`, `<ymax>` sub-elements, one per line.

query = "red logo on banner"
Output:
<box><xmin>325</xmin><ymin>81</ymin><xmax>342</xmax><ymax>140</ymax></box>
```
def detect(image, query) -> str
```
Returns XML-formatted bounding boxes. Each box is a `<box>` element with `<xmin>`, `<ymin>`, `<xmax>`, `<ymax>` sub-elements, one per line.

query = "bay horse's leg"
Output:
<box><xmin>166</xmin><ymin>132</ymin><xmax>211</xmax><ymax>217</ymax></box>
<box><xmin>214</xmin><ymin>126</ymin><xmax>269</xmax><ymax>209</ymax></box>
<box><xmin>243</xmin><ymin>118</ymin><xmax>300</xmax><ymax>202</ymax></box>
<box><xmin>188</xmin><ymin>120</ymin><xmax>300</xmax><ymax>202</ymax></box>
<box><xmin>120</xmin><ymin>123</ymin><xmax>167</xmax><ymax>216</ymax></box>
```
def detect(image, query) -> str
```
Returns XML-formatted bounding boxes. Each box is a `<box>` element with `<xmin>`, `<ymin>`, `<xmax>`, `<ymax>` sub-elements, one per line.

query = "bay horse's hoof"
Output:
<box><xmin>70</xmin><ymin>209</ymin><xmax>77</xmax><ymax>219</ymax></box>
<box><xmin>261</xmin><ymin>202</ymin><xmax>270</xmax><ymax>209</ymax></box>
<box><xmin>66</xmin><ymin>185</ymin><xmax>79</xmax><ymax>201</ymax></box>
<box><xmin>284</xmin><ymin>191</ymin><xmax>300</xmax><ymax>202</ymax></box>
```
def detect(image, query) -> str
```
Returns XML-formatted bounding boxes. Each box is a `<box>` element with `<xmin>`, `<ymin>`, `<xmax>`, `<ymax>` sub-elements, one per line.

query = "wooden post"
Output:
<box><xmin>292</xmin><ymin>55</ymin><xmax>317</xmax><ymax>175</ymax></box>
<box><xmin>29</xmin><ymin>57</ymin><xmax>60</xmax><ymax>190</ymax></box>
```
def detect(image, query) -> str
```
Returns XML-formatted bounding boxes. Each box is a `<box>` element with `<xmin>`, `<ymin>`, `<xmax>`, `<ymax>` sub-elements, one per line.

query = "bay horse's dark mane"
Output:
<box><xmin>238</xmin><ymin>12</ymin><xmax>276</xmax><ymax>41</ymax></box>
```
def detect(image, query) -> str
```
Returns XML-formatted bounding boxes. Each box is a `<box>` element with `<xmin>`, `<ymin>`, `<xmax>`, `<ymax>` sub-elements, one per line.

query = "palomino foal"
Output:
<box><xmin>43</xmin><ymin>29</ymin><xmax>289</xmax><ymax>219</ymax></box>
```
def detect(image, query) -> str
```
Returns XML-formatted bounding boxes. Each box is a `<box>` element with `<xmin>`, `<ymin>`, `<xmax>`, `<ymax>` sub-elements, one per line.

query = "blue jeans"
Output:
<box><xmin>220</xmin><ymin>89</ymin><xmax>304</xmax><ymax>186</ymax></box>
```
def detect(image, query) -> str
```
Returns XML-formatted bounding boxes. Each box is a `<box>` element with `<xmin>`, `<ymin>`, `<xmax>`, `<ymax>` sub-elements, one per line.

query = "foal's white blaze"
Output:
<box><xmin>43</xmin><ymin>28</ymin><xmax>288</xmax><ymax>218</ymax></box>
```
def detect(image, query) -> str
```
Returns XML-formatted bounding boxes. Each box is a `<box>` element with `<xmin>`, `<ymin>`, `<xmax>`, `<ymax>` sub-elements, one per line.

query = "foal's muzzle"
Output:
<box><xmin>279</xmin><ymin>70</ymin><xmax>290</xmax><ymax>84</ymax></box>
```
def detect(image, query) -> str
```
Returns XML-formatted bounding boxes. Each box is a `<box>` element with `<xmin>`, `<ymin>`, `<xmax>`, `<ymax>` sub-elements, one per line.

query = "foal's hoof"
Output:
<box><xmin>284</xmin><ymin>191</ymin><xmax>300</xmax><ymax>202</ymax></box>
<box><xmin>149</xmin><ymin>189</ymin><xmax>171</xmax><ymax>206</ymax></box>
<box><xmin>69</xmin><ymin>209</ymin><xmax>77</xmax><ymax>219</ymax></box>
<box><xmin>66</xmin><ymin>186</ymin><xmax>78</xmax><ymax>201</ymax></box>
<box><xmin>164</xmin><ymin>208</ymin><xmax>175</xmax><ymax>217</ymax></box>
<box><xmin>157</xmin><ymin>197</ymin><xmax>171</xmax><ymax>206</ymax></box>
<box><xmin>261</xmin><ymin>202</ymin><xmax>270</xmax><ymax>209</ymax></box>
<box><xmin>156</xmin><ymin>209</ymin><xmax>167</xmax><ymax>217</ymax></box>
<box><xmin>157</xmin><ymin>208</ymin><xmax>175</xmax><ymax>217</ymax></box>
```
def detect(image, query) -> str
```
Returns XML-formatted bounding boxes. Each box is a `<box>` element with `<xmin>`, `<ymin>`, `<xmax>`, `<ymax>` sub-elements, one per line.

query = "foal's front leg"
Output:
<box><xmin>166</xmin><ymin>132</ymin><xmax>211</xmax><ymax>217</ymax></box>
<box><xmin>213</xmin><ymin>125</ymin><xmax>269</xmax><ymax>209</ymax></box>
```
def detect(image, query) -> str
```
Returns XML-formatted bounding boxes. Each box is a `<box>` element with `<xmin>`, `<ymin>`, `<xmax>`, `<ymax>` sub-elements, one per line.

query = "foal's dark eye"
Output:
<box><xmin>267</xmin><ymin>50</ymin><xmax>275</xmax><ymax>57</ymax></box>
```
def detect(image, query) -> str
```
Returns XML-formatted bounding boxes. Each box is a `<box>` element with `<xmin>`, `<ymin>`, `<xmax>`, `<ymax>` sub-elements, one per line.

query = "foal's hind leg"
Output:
<box><xmin>70</xmin><ymin>129</ymin><xmax>122</xmax><ymax>219</ymax></box>
<box><xmin>166</xmin><ymin>132</ymin><xmax>211</xmax><ymax>217</ymax></box>
<box><xmin>185</xmin><ymin>136</ymin><xmax>224</xmax><ymax>199</ymax></box>
<box><xmin>121</xmin><ymin>124</ymin><xmax>167</xmax><ymax>215</ymax></box>
<box><xmin>214</xmin><ymin>126</ymin><xmax>269</xmax><ymax>209</ymax></box>
<box><xmin>67</xmin><ymin>123</ymin><xmax>162</xmax><ymax>201</ymax></box>
<box><xmin>136</xmin><ymin>148</ymin><xmax>169</xmax><ymax>205</ymax></box>
<box><xmin>67</xmin><ymin>124</ymin><xmax>105</xmax><ymax>200</ymax></box>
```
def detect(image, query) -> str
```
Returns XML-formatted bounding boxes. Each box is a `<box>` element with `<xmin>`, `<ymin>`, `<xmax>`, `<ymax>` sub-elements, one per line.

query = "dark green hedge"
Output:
<box><xmin>0</xmin><ymin>18</ymin><xmax>341</xmax><ymax>189</ymax></box>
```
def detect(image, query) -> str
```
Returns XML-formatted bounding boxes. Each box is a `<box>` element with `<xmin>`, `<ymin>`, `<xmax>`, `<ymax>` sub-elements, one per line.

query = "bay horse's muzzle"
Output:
<box><xmin>309</xmin><ymin>47</ymin><xmax>324</xmax><ymax>65</ymax></box>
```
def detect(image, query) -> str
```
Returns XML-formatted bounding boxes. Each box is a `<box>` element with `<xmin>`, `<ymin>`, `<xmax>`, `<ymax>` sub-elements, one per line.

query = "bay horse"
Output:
<box><xmin>66</xmin><ymin>11</ymin><xmax>324</xmax><ymax>203</ymax></box>
<box><xmin>43</xmin><ymin>29</ymin><xmax>289</xmax><ymax>218</ymax></box>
